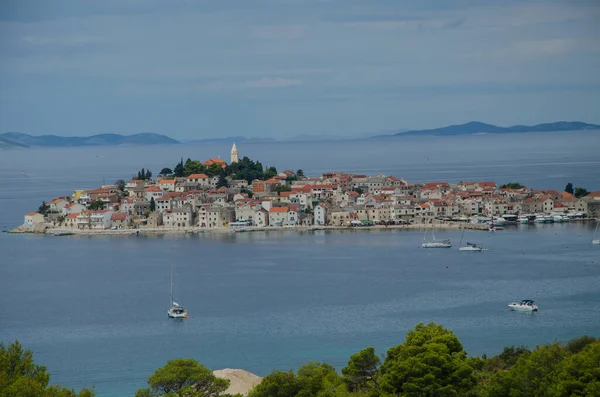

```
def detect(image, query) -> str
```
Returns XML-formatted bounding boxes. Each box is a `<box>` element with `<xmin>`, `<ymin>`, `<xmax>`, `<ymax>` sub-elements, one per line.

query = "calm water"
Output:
<box><xmin>1</xmin><ymin>132</ymin><xmax>600</xmax><ymax>396</ymax></box>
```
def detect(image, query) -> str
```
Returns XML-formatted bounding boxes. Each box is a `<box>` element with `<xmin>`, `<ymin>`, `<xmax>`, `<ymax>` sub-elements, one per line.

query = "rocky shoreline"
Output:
<box><xmin>8</xmin><ymin>222</ymin><xmax>492</xmax><ymax>236</ymax></box>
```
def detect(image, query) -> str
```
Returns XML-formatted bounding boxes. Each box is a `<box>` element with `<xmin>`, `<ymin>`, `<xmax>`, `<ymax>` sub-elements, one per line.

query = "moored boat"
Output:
<box><xmin>421</xmin><ymin>230</ymin><xmax>451</xmax><ymax>248</ymax></box>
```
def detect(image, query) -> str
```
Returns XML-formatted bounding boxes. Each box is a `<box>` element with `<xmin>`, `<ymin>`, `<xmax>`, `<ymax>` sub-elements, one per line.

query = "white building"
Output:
<box><xmin>314</xmin><ymin>204</ymin><xmax>328</xmax><ymax>225</ymax></box>
<box><xmin>24</xmin><ymin>212</ymin><xmax>45</xmax><ymax>231</ymax></box>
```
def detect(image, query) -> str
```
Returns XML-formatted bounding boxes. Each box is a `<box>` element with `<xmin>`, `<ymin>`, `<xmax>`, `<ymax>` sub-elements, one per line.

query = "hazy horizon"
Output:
<box><xmin>1</xmin><ymin>0</ymin><xmax>599</xmax><ymax>139</ymax></box>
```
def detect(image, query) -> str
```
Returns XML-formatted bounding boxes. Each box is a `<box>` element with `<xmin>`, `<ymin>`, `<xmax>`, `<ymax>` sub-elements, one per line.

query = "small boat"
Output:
<box><xmin>167</xmin><ymin>260</ymin><xmax>187</xmax><ymax>319</ymax></box>
<box><xmin>420</xmin><ymin>230</ymin><xmax>451</xmax><ymax>248</ymax></box>
<box><xmin>517</xmin><ymin>215</ymin><xmax>530</xmax><ymax>224</ymax></box>
<box><xmin>459</xmin><ymin>242</ymin><xmax>485</xmax><ymax>252</ymax></box>
<box><xmin>508</xmin><ymin>299</ymin><xmax>538</xmax><ymax>312</ymax></box>
<box><xmin>458</xmin><ymin>226</ymin><xmax>485</xmax><ymax>251</ymax></box>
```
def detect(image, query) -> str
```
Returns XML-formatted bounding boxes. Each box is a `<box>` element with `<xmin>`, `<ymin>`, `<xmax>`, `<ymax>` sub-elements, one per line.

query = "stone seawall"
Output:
<box><xmin>8</xmin><ymin>222</ymin><xmax>491</xmax><ymax>236</ymax></box>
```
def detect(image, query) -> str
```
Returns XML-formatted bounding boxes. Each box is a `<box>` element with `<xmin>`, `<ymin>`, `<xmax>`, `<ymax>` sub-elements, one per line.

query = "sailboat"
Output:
<box><xmin>592</xmin><ymin>219</ymin><xmax>600</xmax><ymax>245</ymax></box>
<box><xmin>420</xmin><ymin>229</ymin><xmax>451</xmax><ymax>248</ymax></box>
<box><xmin>167</xmin><ymin>261</ymin><xmax>187</xmax><ymax>319</ymax></box>
<box><xmin>458</xmin><ymin>226</ymin><xmax>485</xmax><ymax>252</ymax></box>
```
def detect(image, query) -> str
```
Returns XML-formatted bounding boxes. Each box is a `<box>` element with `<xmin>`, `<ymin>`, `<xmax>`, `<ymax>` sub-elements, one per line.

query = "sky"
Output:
<box><xmin>1</xmin><ymin>0</ymin><xmax>599</xmax><ymax>139</ymax></box>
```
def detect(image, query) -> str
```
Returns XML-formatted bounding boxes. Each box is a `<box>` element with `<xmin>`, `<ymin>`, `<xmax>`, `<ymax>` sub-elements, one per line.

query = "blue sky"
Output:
<box><xmin>1</xmin><ymin>0</ymin><xmax>599</xmax><ymax>139</ymax></box>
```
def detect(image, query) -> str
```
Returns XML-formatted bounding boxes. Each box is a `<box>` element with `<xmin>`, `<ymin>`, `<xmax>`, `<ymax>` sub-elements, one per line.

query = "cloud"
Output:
<box><xmin>252</xmin><ymin>25</ymin><xmax>306</xmax><ymax>39</ymax></box>
<box><xmin>244</xmin><ymin>77</ymin><xmax>302</xmax><ymax>88</ymax></box>
<box><xmin>344</xmin><ymin>17</ymin><xmax>465</xmax><ymax>32</ymax></box>
<box><xmin>22</xmin><ymin>35</ymin><xmax>105</xmax><ymax>46</ymax></box>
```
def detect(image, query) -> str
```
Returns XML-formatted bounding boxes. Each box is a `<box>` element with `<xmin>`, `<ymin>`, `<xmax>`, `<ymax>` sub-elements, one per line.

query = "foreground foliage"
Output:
<box><xmin>135</xmin><ymin>358</ymin><xmax>238</xmax><ymax>397</ymax></box>
<box><xmin>0</xmin><ymin>341</ymin><xmax>95</xmax><ymax>397</ymax></box>
<box><xmin>5</xmin><ymin>325</ymin><xmax>599</xmax><ymax>397</ymax></box>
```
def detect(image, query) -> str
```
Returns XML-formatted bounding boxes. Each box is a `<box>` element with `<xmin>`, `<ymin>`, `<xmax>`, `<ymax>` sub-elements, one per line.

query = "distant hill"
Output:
<box><xmin>0</xmin><ymin>132</ymin><xmax>181</xmax><ymax>148</ymax></box>
<box><xmin>388</xmin><ymin>121</ymin><xmax>600</xmax><ymax>137</ymax></box>
<box><xmin>184</xmin><ymin>136</ymin><xmax>276</xmax><ymax>144</ymax></box>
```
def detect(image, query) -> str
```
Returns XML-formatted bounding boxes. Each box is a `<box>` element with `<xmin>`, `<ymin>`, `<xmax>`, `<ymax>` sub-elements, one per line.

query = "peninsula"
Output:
<box><xmin>12</xmin><ymin>143</ymin><xmax>600</xmax><ymax>235</ymax></box>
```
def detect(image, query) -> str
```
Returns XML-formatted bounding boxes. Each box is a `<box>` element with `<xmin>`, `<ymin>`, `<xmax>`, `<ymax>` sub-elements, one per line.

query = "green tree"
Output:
<box><xmin>275</xmin><ymin>185</ymin><xmax>292</xmax><ymax>194</ymax></box>
<box><xmin>87</xmin><ymin>200</ymin><xmax>105</xmax><ymax>211</ymax></box>
<box><xmin>150</xmin><ymin>197</ymin><xmax>156</xmax><ymax>212</ymax></box>
<box><xmin>174</xmin><ymin>159</ymin><xmax>185</xmax><ymax>177</ymax></box>
<box><xmin>264</xmin><ymin>166</ymin><xmax>278</xmax><ymax>180</ymax></box>
<box><xmin>184</xmin><ymin>159</ymin><xmax>205</xmax><ymax>177</ymax></box>
<box><xmin>145</xmin><ymin>169</ymin><xmax>152</xmax><ymax>180</ymax></box>
<box><xmin>550</xmin><ymin>340</ymin><xmax>600</xmax><ymax>396</ymax></box>
<box><xmin>159</xmin><ymin>167</ymin><xmax>173</xmax><ymax>176</ymax></box>
<box><xmin>206</xmin><ymin>162</ymin><xmax>223</xmax><ymax>177</ymax></box>
<box><xmin>38</xmin><ymin>201</ymin><xmax>49</xmax><ymax>214</ymax></box>
<box><xmin>574</xmin><ymin>187</ymin><xmax>589</xmax><ymax>198</ymax></box>
<box><xmin>499</xmin><ymin>182</ymin><xmax>525</xmax><ymax>189</ymax></box>
<box><xmin>115</xmin><ymin>179</ymin><xmax>126</xmax><ymax>191</ymax></box>
<box><xmin>248</xmin><ymin>370</ymin><xmax>299</xmax><ymax>397</ymax></box>
<box><xmin>564</xmin><ymin>335</ymin><xmax>596</xmax><ymax>354</ymax></box>
<box><xmin>485</xmin><ymin>343</ymin><xmax>566</xmax><ymax>397</ymax></box>
<box><xmin>296</xmin><ymin>169</ymin><xmax>305</xmax><ymax>178</ymax></box>
<box><xmin>380</xmin><ymin>322</ymin><xmax>476</xmax><ymax>397</ymax></box>
<box><xmin>0</xmin><ymin>340</ymin><xmax>95</xmax><ymax>397</ymax></box>
<box><xmin>135</xmin><ymin>358</ymin><xmax>231</xmax><ymax>397</ymax></box>
<box><xmin>217</xmin><ymin>170</ymin><xmax>228</xmax><ymax>189</ymax></box>
<box><xmin>564</xmin><ymin>182</ymin><xmax>574</xmax><ymax>195</ymax></box>
<box><xmin>342</xmin><ymin>346</ymin><xmax>381</xmax><ymax>393</ymax></box>
<box><xmin>248</xmin><ymin>362</ymin><xmax>346</xmax><ymax>397</ymax></box>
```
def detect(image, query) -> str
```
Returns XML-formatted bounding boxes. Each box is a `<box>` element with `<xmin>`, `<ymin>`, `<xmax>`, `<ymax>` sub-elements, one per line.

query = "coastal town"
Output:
<box><xmin>15</xmin><ymin>143</ymin><xmax>600</xmax><ymax>235</ymax></box>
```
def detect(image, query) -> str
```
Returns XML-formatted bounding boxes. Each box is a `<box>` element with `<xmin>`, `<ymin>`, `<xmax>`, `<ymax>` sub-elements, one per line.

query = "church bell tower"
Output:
<box><xmin>230</xmin><ymin>142</ymin><xmax>239</xmax><ymax>164</ymax></box>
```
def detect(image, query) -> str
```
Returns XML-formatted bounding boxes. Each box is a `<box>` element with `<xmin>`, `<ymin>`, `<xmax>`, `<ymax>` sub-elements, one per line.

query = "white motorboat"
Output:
<box><xmin>167</xmin><ymin>260</ymin><xmax>187</xmax><ymax>319</ymax></box>
<box><xmin>517</xmin><ymin>215</ymin><xmax>530</xmax><ymax>224</ymax></box>
<box><xmin>421</xmin><ymin>230</ymin><xmax>451</xmax><ymax>248</ymax></box>
<box><xmin>508</xmin><ymin>299</ymin><xmax>538</xmax><ymax>312</ymax></box>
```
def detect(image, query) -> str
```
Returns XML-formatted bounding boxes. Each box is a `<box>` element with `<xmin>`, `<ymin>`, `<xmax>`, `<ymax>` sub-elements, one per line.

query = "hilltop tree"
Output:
<box><xmin>217</xmin><ymin>170</ymin><xmax>228</xmax><ymax>189</ymax></box>
<box><xmin>0</xmin><ymin>340</ymin><xmax>95</xmax><ymax>397</ymax></box>
<box><xmin>173</xmin><ymin>159</ymin><xmax>185</xmax><ymax>178</ymax></box>
<box><xmin>134</xmin><ymin>358</ymin><xmax>232</xmax><ymax>397</ymax></box>
<box><xmin>574</xmin><ymin>187</ymin><xmax>589</xmax><ymax>198</ymax></box>
<box><xmin>296</xmin><ymin>169</ymin><xmax>305</xmax><ymax>178</ymax></box>
<box><xmin>159</xmin><ymin>167</ymin><xmax>173</xmax><ymax>176</ymax></box>
<box><xmin>183</xmin><ymin>159</ymin><xmax>204</xmax><ymax>177</ymax></box>
<box><xmin>115</xmin><ymin>179</ymin><xmax>126</xmax><ymax>191</ymax></box>
<box><xmin>264</xmin><ymin>166</ymin><xmax>278</xmax><ymax>180</ymax></box>
<box><xmin>564</xmin><ymin>182</ymin><xmax>574</xmax><ymax>195</ymax></box>
<box><xmin>500</xmin><ymin>182</ymin><xmax>525</xmax><ymax>189</ymax></box>
<box><xmin>380</xmin><ymin>322</ymin><xmax>477</xmax><ymax>396</ymax></box>
<box><xmin>38</xmin><ymin>201</ymin><xmax>49</xmax><ymax>215</ymax></box>
<box><xmin>225</xmin><ymin>156</ymin><xmax>264</xmax><ymax>183</ymax></box>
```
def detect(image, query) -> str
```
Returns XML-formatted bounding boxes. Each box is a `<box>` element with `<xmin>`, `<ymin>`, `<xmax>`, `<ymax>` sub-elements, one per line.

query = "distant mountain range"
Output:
<box><xmin>385</xmin><ymin>121</ymin><xmax>600</xmax><ymax>137</ymax></box>
<box><xmin>1</xmin><ymin>121</ymin><xmax>598</xmax><ymax>148</ymax></box>
<box><xmin>0</xmin><ymin>132</ymin><xmax>180</xmax><ymax>148</ymax></box>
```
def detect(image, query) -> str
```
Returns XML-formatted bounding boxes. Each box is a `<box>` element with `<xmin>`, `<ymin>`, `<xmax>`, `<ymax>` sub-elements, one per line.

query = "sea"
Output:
<box><xmin>0</xmin><ymin>131</ymin><xmax>599</xmax><ymax>396</ymax></box>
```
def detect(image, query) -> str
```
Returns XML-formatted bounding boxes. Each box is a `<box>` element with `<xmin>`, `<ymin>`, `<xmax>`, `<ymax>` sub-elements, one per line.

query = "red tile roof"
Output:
<box><xmin>111</xmin><ymin>213</ymin><xmax>127</xmax><ymax>221</ymax></box>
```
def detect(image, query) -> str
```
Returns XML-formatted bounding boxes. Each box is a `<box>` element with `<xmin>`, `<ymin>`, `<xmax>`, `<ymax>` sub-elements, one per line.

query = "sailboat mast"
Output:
<box><xmin>459</xmin><ymin>225</ymin><xmax>465</xmax><ymax>247</ymax></box>
<box><xmin>170</xmin><ymin>262</ymin><xmax>174</xmax><ymax>306</ymax></box>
